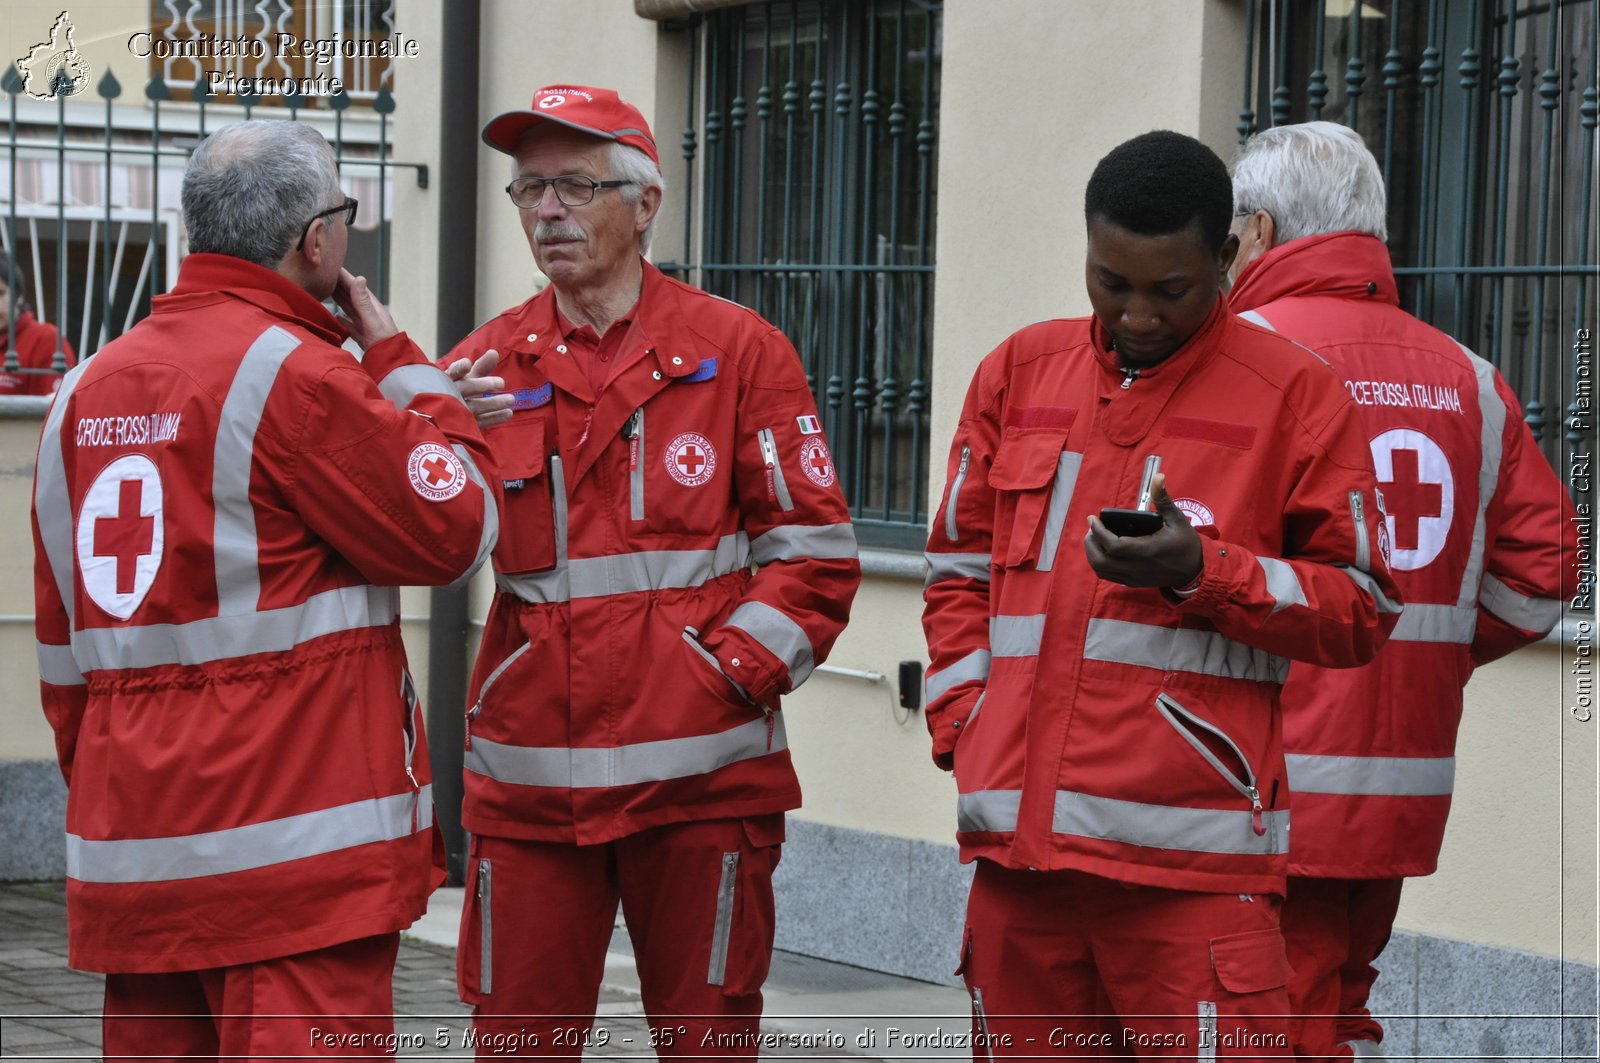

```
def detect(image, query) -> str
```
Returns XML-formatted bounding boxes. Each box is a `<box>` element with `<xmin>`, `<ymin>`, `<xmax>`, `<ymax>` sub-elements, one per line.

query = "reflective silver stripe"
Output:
<box><xmin>945</xmin><ymin>445</ymin><xmax>971</xmax><ymax>542</ymax></box>
<box><xmin>475</xmin><ymin>642</ymin><xmax>532</xmax><ymax>709</ymax></box>
<box><xmin>750</xmin><ymin>523</ymin><xmax>858</xmax><ymax>564</ymax></box>
<box><xmin>924</xmin><ymin>551</ymin><xmax>991</xmax><ymax>587</ymax></box>
<box><xmin>1257</xmin><ymin>556</ymin><xmax>1307</xmax><ymax>614</ymax></box>
<box><xmin>477</xmin><ymin>858</ymin><xmax>493</xmax><ymax>995</ymax></box>
<box><xmin>926</xmin><ymin>648</ymin><xmax>991</xmax><ymax>704</ymax></box>
<box><xmin>956</xmin><ymin>789</ymin><xmax>1021</xmax><ymax>833</ymax></box>
<box><xmin>497</xmin><ymin>533</ymin><xmax>752</xmax><ymax>604</ymax></box>
<box><xmin>35</xmin><ymin>361</ymin><xmax>92</xmax><ymax>627</ymax></box>
<box><xmin>1052</xmin><ymin>789</ymin><xmax>1289</xmax><ymax>856</ymax></box>
<box><xmin>213</xmin><ymin>327</ymin><xmax>301</xmax><ymax>615</ymax></box>
<box><xmin>707</xmin><ymin>851</ymin><xmax>739</xmax><ymax>986</ymax></box>
<box><xmin>452</xmin><ymin>443</ymin><xmax>498</xmax><ymax>587</ymax></box>
<box><xmin>1238</xmin><ymin>309</ymin><xmax>1276</xmax><ymax>331</ymax></box>
<box><xmin>1390</xmin><ymin>602</ymin><xmax>1476</xmax><ymax>643</ymax></box>
<box><xmin>725</xmin><ymin>601</ymin><xmax>814</xmax><ymax>687</ymax></box>
<box><xmin>629</xmin><ymin>407</ymin><xmax>645</xmax><ymax>521</ymax></box>
<box><xmin>682</xmin><ymin>629</ymin><xmax>755</xmax><ymax>702</ymax></box>
<box><xmin>1198</xmin><ymin>1001</ymin><xmax>1218</xmax><ymax>1061</ymax></box>
<box><xmin>1337</xmin><ymin>564</ymin><xmax>1404</xmax><ymax>615</ymax></box>
<box><xmin>758</xmin><ymin>427</ymin><xmax>793</xmax><ymax>511</ymax></box>
<box><xmin>1479</xmin><ymin>573</ymin><xmax>1562</xmax><ymax>634</ymax></box>
<box><xmin>463</xmin><ymin>715</ymin><xmax>787</xmax><ymax>789</ymax></box>
<box><xmin>1458</xmin><ymin>345</ymin><xmax>1506</xmax><ymax>612</ymax></box>
<box><xmin>66</xmin><ymin>785</ymin><xmax>433</xmax><ymax>883</ymax></box>
<box><xmin>70</xmin><ymin>584</ymin><xmax>400</xmax><ymax>670</ymax></box>
<box><xmin>376</xmin><ymin>362</ymin><xmax>468</xmax><ymax>409</ymax></box>
<box><xmin>36</xmin><ymin>642</ymin><xmax>84</xmax><ymax>686</ymax></box>
<box><xmin>1083</xmin><ymin>618</ymin><xmax>1289</xmax><ymax>684</ymax></box>
<box><xmin>1037</xmin><ymin>452</ymin><xmax>1083</xmax><ymax>572</ymax></box>
<box><xmin>1349</xmin><ymin>490</ymin><xmax>1371</xmax><ymax>573</ymax></box>
<box><xmin>990</xmin><ymin>614</ymin><xmax>1045</xmax><ymax>658</ymax></box>
<box><xmin>1286</xmin><ymin>753</ymin><xmax>1456</xmax><ymax>797</ymax></box>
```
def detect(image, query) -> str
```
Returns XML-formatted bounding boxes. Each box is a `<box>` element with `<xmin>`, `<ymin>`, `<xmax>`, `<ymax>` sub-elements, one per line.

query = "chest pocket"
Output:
<box><xmin>490</xmin><ymin>415</ymin><xmax>559</xmax><ymax>574</ymax></box>
<box><xmin>988</xmin><ymin>425</ymin><xmax>1075</xmax><ymax>570</ymax></box>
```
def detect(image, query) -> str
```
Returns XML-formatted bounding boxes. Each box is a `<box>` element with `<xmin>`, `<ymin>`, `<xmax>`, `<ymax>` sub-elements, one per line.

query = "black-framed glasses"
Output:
<box><xmin>506</xmin><ymin>175</ymin><xmax>635</xmax><ymax>209</ymax></box>
<box><xmin>295</xmin><ymin>197</ymin><xmax>359</xmax><ymax>250</ymax></box>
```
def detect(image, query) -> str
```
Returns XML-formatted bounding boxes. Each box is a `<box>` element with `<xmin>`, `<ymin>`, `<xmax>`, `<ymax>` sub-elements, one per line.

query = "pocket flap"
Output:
<box><xmin>987</xmin><ymin>426</ymin><xmax>1069</xmax><ymax>490</ymax></box>
<box><xmin>1210</xmin><ymin>928</ymin><xmax>1289</xmax><ymax>994</ymax></box>
<box><xmin>492</xmin><ymin>420</ymin><xmax>547</xmax><ymax>482</ymax></box>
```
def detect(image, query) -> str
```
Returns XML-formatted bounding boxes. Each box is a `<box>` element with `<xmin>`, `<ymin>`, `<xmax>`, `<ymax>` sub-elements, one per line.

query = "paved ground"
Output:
<box><xmin>0</xmin><ymin>883</ymin><xmax>974</xmax><ymax>1061</ymax></box>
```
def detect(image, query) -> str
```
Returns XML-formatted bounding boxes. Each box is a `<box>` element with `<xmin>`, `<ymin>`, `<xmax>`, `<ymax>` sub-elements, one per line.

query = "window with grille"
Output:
<box><xmin>664</xmin><ymin>0</ymin><xmax>942</xmax><ymax>549</ymax></box>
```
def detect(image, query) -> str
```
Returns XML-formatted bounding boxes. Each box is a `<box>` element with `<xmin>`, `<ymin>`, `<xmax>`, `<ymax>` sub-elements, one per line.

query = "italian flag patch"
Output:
<box><xmin>796</xmin><ymin>414</ymin><xmax>822</xmax><ymax>435</ymax></box>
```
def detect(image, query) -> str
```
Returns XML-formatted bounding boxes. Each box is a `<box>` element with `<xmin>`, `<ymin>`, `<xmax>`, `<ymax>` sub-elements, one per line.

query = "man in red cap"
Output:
<box><xmin>444</xmin><ymin>85</ymin><xmax>860</xmax><ymax>1058</ymax></box>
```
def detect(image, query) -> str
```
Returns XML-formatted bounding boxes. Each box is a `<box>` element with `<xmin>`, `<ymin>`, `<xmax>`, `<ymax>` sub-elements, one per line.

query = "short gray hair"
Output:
<box><xmin>182</xmin><ymin>120</ymin><xmax>344</xmax><ymax>267</ymax></box>
<box><xmin>1232</xmin><ymin>121</ymin><xmax>1388</xmax><ymax>243</ymax></box>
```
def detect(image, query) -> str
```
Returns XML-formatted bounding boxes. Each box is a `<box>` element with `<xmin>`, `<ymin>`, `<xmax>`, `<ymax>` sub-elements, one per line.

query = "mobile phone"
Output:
<box><xmin>1099</xmin><ymin>507</ymin><xmax>1164</xmax><ymax>536</ymax></box>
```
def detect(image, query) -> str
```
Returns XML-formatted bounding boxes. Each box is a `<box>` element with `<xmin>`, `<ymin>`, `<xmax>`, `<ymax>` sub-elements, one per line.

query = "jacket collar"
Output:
<box><xmin>155</xmin><ymin>253</ymin><xmax>351</xmax><ymax>346</ymax></box>
<box><xmin>1228</xmin><ymin>231</ymin><xmax>1399</xmax><ymax>312</ymax></box>
<box><xmin>1087</xmin><ymin>295</ymin><xmax>1234</xmax><ymax>447</ymax></box>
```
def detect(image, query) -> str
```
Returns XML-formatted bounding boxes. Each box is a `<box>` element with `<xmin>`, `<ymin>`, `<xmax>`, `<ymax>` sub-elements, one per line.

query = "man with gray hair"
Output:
<box><xmin>32</xmin><ymin>119</ymin><xmax>497</xmax><ymax>1057</ymax></box>
<box><xmin>443</xmin><ymin>85</ymin><xmax>859</xmax><ymax>1057</ymax></box>
<box><xmin>1229</xmin><ymin>120</ymin><xmax>1575</xmax><ymax>1060</ymax></box>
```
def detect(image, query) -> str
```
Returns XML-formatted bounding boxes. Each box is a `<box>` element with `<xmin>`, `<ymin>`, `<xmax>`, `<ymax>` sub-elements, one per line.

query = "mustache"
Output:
<box><xmin>534</xmin><ymin>221</ymin><xmax>586</xmax><ymax>243</ymax></box>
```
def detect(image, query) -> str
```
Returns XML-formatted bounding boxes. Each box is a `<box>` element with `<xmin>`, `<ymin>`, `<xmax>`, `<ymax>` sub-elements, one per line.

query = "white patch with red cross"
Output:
<box><xmin>799</xmin><ymin>436</ymin><xmax>836</xmax><ymax>488</ymax></box>
<box><xmin>665</xmin><ymin>432</ymin><xmax>717</xmax><ymax>487</ymax></box>
<box><xmin>1173</xmin><ymin>497</ymin><xmax>1215</xmax><ymax>528</ymax></box>
<box><xmin>76</xmin><ymin>454</ymin><xmax>165</xmax><ymax>620</ymax></box>
<box><xmin>1369</xmin><ymin>428</ymin><xmax>1453</xmax><ymax>571</ymax></box>
<box><xmin>408</xmin><ymin>442</ymin><xmax>467</xmax><ymax>502</ymax></box>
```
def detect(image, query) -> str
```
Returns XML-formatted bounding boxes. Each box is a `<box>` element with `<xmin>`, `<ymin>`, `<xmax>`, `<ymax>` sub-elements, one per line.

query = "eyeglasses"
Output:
<box><xmin>295</xmin><ymin>197</ymin><xmax>359</xmax><ymax>250</ymax></box>
<box><xmin>506</xmin><ymin>175</ymin><xmax>635</xmax><ymax>209</ymax></box>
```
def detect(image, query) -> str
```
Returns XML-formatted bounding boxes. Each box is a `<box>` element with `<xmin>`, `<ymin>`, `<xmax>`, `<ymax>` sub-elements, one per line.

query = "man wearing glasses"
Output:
<box><xmin>443</xmin><ymin>85</ymin><xmax>859</xmax><ymax>1057</ymax></box>
<box><xmin>33</xmin><ymin>119</ymin><xmax>497</xmax><ymax>1058</ymax></box>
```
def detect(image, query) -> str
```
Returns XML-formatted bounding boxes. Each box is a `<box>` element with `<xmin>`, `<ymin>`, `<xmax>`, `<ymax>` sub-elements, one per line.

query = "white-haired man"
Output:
<box><xmin>1228</xmin><ymin>120</ymin><xmax>1576</xmax><ymax>1060</ymax></box>
<box><xmin>444</xmin><ymin>85</ymin><xmax>860</xmax><ymax>1058</ymax></box>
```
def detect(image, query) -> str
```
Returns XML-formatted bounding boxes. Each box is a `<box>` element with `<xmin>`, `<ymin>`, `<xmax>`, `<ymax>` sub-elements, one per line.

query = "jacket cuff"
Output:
<box><xmin>703</xmin><ymin>626</ymin><xmax>788</xmax><ymax>707</ymax></box>
<box><xmin>358</xmin><ymin>331</ymin><xmax>422</xmax><ymax>380</ymax></box>
<box><xmin>1167</xmin><ymin>537</ymin><xmax>1247</xmax><ymax>615</ymax></box>
<box><xmin>927</xmin><ymin>685</ymin><xmax>982</xmax><ymax>772</ymax></box>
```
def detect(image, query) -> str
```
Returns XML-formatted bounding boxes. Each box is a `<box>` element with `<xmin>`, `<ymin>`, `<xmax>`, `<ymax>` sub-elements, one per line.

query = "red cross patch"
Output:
<box><xmin>800</xmin><ymin>436</ymin><xmax>836</xmax><ymax>489</ymax></box>
<box><xmin>407</xmin><ymin>442</ymin><xmax>468</xmax><ymax>502</ymax></box>
<box><xmin>75</xmin><ymin>454</ymin><xmax>165</xmax><ymax>620</ymax></box>
<box><xmin>665</xmin><ymin>432</ymin><xmax>718</xmax><ymax>487</ymax></box>
<box><xmin>1369</xmin><ymin>428</ymin><xmax>1453</xmax><ymax>571</ymax></box>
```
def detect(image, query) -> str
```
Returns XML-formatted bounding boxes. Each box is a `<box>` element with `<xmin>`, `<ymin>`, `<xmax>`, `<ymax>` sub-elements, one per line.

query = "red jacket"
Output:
<box><xmin>2</xmin><ymin>310</ymin><xmax>77</xmax><ymax>395</ymax></box>
<box><xmin>923</xmin><ymin>299</ymin><xmax>1401</xmax><ymax>895</ymax></box>
<box><xmin>32</xmin><ymin>254</ymin><xmax>498</xmax><ymax>973</ymax></box>
<box><xmin>1230</xmin><ymin>232</ymin><xmax>1578</xmax><ymax>878</ymax></box>
<box><xmin>447</xmin><ymin>262</ymin><xmax>860</xmax><ymax>845</ymax></box>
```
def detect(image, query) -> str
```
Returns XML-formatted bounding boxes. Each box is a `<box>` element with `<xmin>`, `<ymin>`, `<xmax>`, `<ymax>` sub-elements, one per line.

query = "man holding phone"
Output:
<box><xmin>922</xmin><ymin>130</ymin><xmax>1402</xmax><ymax>1056</ymax></box>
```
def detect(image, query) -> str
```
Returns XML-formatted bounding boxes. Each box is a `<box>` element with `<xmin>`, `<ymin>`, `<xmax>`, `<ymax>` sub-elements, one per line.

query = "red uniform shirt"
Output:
<box><xmin>2</xmin><ymin>310</ymin><xmax>77</xmax><ymax>395</ymax></box>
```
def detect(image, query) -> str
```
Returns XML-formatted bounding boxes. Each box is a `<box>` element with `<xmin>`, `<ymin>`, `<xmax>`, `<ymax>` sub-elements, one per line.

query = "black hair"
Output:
<box><xmin>1084</xmin><ymin>130</ymin><xmax>1233</xmax><ymax>253</ymax></box>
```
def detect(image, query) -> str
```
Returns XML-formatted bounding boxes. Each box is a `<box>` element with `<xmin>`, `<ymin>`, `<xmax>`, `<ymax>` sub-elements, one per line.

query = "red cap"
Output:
<box><xmin>481</xmin><ymin>85</ymin><xmax>659</xmax><ymax>165</ymax></box>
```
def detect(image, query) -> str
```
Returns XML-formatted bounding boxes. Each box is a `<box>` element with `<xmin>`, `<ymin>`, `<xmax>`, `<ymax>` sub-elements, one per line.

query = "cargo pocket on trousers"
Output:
<box><xmin>954</xmin><ymin>926</ymin><xmax>997</xmax><ymax>1060</ymax></box>
<box><xmin>457</xmin><ymin>850</ymin><xmax>493</xmax><ymax>1004</ymax></box>
<box><xmin>707</xmin><ymin>820</ymin><xmax>781</xmax><ymax>999</ymax></box>
<box><xmin>1210</xmin><ymin>928</ymin><xmax>1290</xmax><ymax>995</ymax></box>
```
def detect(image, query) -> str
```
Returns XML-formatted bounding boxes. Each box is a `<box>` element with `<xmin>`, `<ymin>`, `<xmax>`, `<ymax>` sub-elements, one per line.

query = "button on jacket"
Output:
<box><xmin>1230</xmin><ymin>232</ymin><xmax>1577</xmax><ymax>878</ymax></box>
<box><xmin>33</xmin><ymin>253</ymin><xmax>498</xmax><ymax>973</ymax></box>
<box><xmin>923</xmin><ymin>298</ymin><xmax>1402</xmax><ymax>895</ymax></box>
<box><xmin>447</xmin><ymin>261</ymin><xmax>860</xmax><ymax>845</ymax></box>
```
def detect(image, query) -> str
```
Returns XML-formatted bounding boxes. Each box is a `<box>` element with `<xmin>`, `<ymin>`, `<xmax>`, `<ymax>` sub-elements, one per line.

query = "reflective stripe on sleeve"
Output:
<box><xmin>1037</xmin><ymin>452</ymin><xmax>1083</xmax><ymax>572</ymax></box>
<box><xmin>956</xmin><ymin>789</ymin><xmax>1021</xmax><ymax>833</ymax></box>
<box><xmin>36</xmin><ymin>642</ymin><xmax>85</xmax><ymax>686</ymax></box>
<box><xmin>1257</xmin><ymin>556</ymin><xmax>1308</xmax><ymax>613</ymax></box>
<box><xmin>1286</xmin><ymin>753</ymin><xmax>1456</xmax><ymax>796</ymax></box>
<box><xmin>376</xmin><ymin>363</ymin><xmax>469</xmax><ymax>409</ymax></box>
<box><xmin>924</xmin><ymin>551</ymin><xmax>991</xmax><ymax>587</ymax></box>
<box><xmin>1082</xmin><ymin>618</ymin><xmax>1289</xmax><ymax>684</ymax></box>
<box><xmin>926</xmin><ymin>648</ymin><xmax>991</xmax><ymax>704</ymax></box>
<box><xmin>1478</xmin><ymin>573</ymin><xmax>1563</xmax><ymax>634</ymax></box>
<box><xmin>67</xmin><ymin>785</ymin><xmax>434</xmax><ymax>884</ymax></box>
<box><xmin>749</xmin><ymin>523</ymin><xmax>858</xmax><ymax>565</ymax></box>
<box><xmin>1337</xmin><ymin>564</ymin><xmax>1404</xmax><ymax>615</ymax></box>
<box><xmin>34</xmin><ymin>361</ymin><xmax>92</xmax><ymax>626</ymax></box>
<box><xmin>1390</xmin><ymin>602</ymin><xmax>1475</xmax><ymax>644</ymax></box>
<box><xmin>1053</xmin><ymin>789</ymin><xmax>1289</xmax><ymax>856</ymax></box>
<box><xmin>990</xmin><ymin>614</ymin><xmax>1046</xmax><ymax>658</ymax></box>
<box><xmin>464</xmin><ymin>715</ymin><xmax>787</xmax><ymax>789</ymax></box>
<box><xmin>725</xmin><ymin>601</ymin><xmax>815</xmax><ymax>687</ymax></box>
<box><xmin>1457</xmin><ymin>345</ymin><xmax>1506</xmax><ymax>613</ymax></box>
<box><xmin>452</xmin><ymin>443</ymin><xmax>498</xmax><ymax>585</ymax></box>
<box><xmin>1238</xmin><ymin>309</ymin><xmax>1276</xmax><ymax>331</ymax></box>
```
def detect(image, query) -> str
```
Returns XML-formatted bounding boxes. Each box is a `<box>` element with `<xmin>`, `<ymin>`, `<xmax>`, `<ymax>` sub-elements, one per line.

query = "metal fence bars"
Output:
<box><xmin>662</xmin><ymin>0</ymin><xmax>942</xmax><ymax>548</ymax></box>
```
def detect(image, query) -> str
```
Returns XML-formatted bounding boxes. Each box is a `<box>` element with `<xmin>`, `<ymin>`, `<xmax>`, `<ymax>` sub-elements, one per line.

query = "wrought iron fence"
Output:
<box><xmin>0</xmin><ymin>63</ymin><xmax>421</xmax><ymax>384</ymax></box>
<box><xmin>661</xmin><ymin>0</ymin><xmax>941</xmax><ymax>549</ymax></box>
<box><xmin>1238</xmin><ymin>0</ymin><xmax>1597</xmax><ymax>507</ymax></box>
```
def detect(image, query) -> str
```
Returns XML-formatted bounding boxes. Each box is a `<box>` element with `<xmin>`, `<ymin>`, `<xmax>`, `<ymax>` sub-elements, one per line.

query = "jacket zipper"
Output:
<box><xmin>706</xmin><ymin>851</ymin><xmax>739</xmax><ymax>986</ymax></box>
<box><xmin>757</xmin><ymin>428</ymin><xmax>793</xmax><ymax>510</ymax></box>
<box><xmin>945</xmin><ymin>445</ymin><xmax>971</xmax><ymax>542</ymax></box>
<box><xmin>1349</xmin><ymin>489</ymin><xmax>1371</xmax><ymax>571</ymax></box>
<box><xmin>401</xmin><ymin>669</ymin><xmax>420</xmax><ymax>830</ymax></box>
<box><xmin>1155</xmin><ymin>693</ymin><xmax>1267</xmax><ymax>837</ymax></box>
<box><xmin>465</xmin><ymin>642</ymin><xmax>533</xmax><ymax>750</ymax></box>
<box><xmin>477</xmin><ymin>858</ymin><xmax>493</xmax><ymax>995</ymax></box>
<box><xmin>624</xmin><ymin>407</ymin><xmax>645</xmax><ymax>521</ymax></box>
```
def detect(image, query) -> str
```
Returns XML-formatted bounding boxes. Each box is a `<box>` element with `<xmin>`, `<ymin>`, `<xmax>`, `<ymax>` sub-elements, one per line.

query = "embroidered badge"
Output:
<box><xmin>665</xmin><ymin>432</ymin><xmax>717</xmax><ymax>487</ymax></box>
<box><xmin>799</xmin><ymin>436</ymin><xmax>836</xmax><ymax>488</ymax></box>
<box><xmin>408</xmin><ymin>442</ymin><xmax>467</xmax><ymax>502</ymax></box>
<box><xmin>796</xmin><ymin>414</ymin><xmax>822</xmax><ymax>435</ymax></box>
<box><xmin>1173</xmin><ymin>497</ymin><xmax>1215</xmax><ymax>528</ymax></box>
<box><xmin>679</xmin><ymin>357</ymin><xmax>717</xmax><ymax>383</ymax></box>
<box><xmin>505</xmin><ymin>383</ymin><xmax>552</xmax><ymax>411</ymax></box>
<box><xmin>76</xmin><ymin>454</ymin><xmax>165</xmax><ymax>620</ymax></box>
<box><xmin>1368</xmin><ymin>428</ymin><xmax>1452</xmax><ymax>571</ymax></box>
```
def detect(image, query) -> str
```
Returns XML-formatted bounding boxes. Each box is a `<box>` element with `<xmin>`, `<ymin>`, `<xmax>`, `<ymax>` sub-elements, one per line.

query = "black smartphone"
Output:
<box><xmin>1098</xmin><ymin>507</ymin><xmax>1163</xmax><ymax>537</ymax></box>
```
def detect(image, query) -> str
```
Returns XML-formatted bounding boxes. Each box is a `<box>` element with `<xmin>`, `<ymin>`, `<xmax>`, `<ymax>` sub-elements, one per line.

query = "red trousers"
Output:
<box><xmin>457</xmin><ymin>816</ymin><xmax>783</xmax><ymax>1060</ymax></box>
<box><xmin>1281</xmin><ymin>876</ymin><xmax>1404</xmax><ymax>1060</ymax></box>
<box><xmin>959</xmin><ymin>861</ymin><xmax>1292</xmax><ymax>1060</ymax></box>
<box><xmin>101</xmin><ymin>932</ymin><xmax>401</xmax><ymax>1062</ymax></box>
